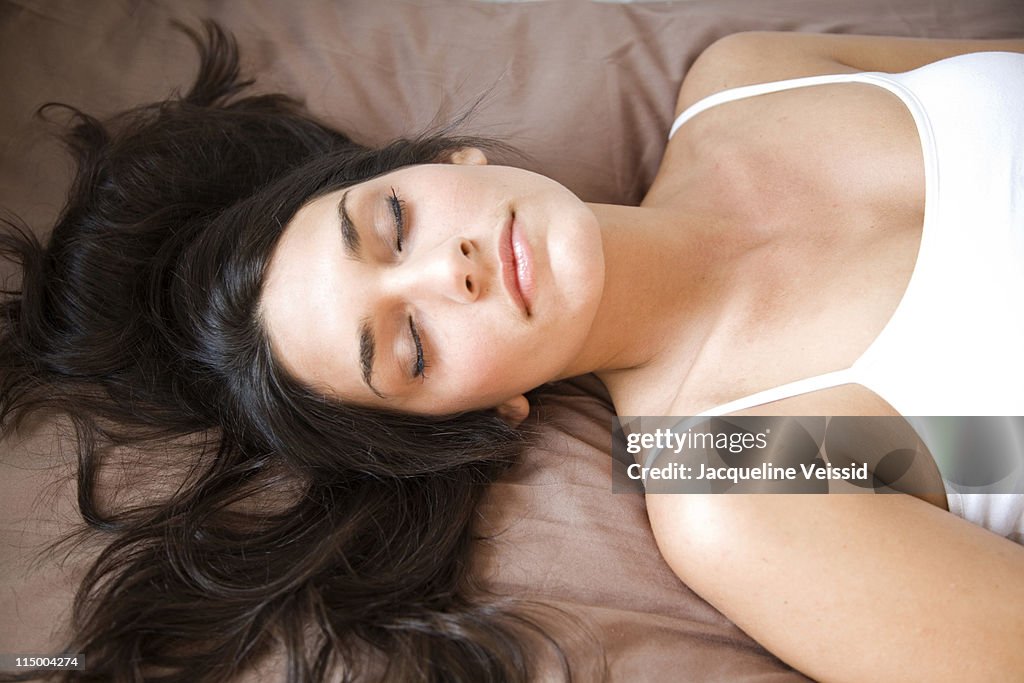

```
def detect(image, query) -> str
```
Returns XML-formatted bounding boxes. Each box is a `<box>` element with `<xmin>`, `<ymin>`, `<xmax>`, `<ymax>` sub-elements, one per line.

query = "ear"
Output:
<box><xmin>447</xmin><ymin>147</ymin><xmax>488</xmax><ymax>166</ymax></box>
<box><xmin>494</xmin><ymin>394</ymin><xmax>530</xmax><ymax>427</ymax></box>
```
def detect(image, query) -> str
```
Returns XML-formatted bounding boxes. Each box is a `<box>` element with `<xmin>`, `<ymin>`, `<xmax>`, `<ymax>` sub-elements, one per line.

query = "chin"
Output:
<box><xmin>550</xmin><ymin>205</ymin><xmax>605</xmax><ymax>309</ymax></box>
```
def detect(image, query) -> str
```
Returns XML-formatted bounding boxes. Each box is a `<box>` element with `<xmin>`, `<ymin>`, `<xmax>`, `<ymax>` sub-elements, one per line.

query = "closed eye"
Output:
<box><xmin>388</xmin><ymin>187</ymin><xmax>406</xmax><ymax>252</ymax></box>
<box><xmin>409</xmin><ymin>316</ymin><xmax>428</xmax><ymax>379</ymax></box>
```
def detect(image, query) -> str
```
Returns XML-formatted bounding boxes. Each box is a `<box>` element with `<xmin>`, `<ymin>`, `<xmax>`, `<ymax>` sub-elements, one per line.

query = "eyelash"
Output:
<box><xmin>388</xmin><ymin>189</ymin><xmax>425</xmax><ymax>378</ymax></box>
<box><xmin>408</xmin><ymin>316</ymin><xmax>429</xmax><ymax>379</ymax></box>
<box><xmin>388</xmin><ymin>187</ymin><xmax>407</xmax><ymax>252</ymax></box>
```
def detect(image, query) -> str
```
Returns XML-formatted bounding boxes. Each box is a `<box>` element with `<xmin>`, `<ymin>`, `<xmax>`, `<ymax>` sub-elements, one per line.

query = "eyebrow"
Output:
<box><xmin>341</xmin><ymin>190</ymin><xmax>383</xmax><ymax>399</ymax></box>
<box><xmin>338</xmin><ymin>190</ymin><xmax>362</xmax><ymax>259</ymax></box>
<box><xmin>358</xmin><ymin>317</ymin><xmax>385</xmax><ymax>399</ymax></box>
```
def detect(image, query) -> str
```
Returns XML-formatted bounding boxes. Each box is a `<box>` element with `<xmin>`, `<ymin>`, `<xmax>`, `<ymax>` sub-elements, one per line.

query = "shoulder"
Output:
<box><xmin>675</xmin><ymin>31</ymin><xmax>1024</xmax><ymax>118</ymax></box>
<box><xmin>674</xmin><ymin>32</ymin><xmax>852</xmax><ymax>118</ymax></box>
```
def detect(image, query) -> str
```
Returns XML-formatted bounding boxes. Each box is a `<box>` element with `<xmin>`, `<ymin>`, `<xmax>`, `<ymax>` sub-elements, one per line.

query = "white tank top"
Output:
<box><xmin>662</xmin><ymin>51</ymin><xmax>1024</xmax><ymax>541</ymax></box>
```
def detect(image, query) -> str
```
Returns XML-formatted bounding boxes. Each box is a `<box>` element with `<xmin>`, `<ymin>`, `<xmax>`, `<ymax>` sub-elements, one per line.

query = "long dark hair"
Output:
<box><xmin>0</xmin><ymin>21</ymin><xmax>598</xmax><ymax>682</ymax></box>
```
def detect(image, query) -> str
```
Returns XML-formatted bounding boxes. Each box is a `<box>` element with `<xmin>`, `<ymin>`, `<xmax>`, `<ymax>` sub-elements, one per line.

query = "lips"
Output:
<box><xmin>499</xmin><ymin>211</ymin><xmax>534</xmax><ymax>317</ymax></box>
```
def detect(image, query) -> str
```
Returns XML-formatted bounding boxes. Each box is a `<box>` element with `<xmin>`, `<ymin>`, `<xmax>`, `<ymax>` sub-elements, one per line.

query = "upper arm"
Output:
<box><xmin>676</xmin><ymin>31</ymin><xmax>1024</xmax><ymax>117</ymax></box>
<box><xmin>647</xmin><ymin>492</ymin><xmax>1024</xmax><ymax>683</ymax></box>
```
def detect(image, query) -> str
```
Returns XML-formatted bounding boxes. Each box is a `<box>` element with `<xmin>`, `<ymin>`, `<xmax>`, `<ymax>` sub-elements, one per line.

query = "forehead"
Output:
<box><xmin>259</xmin><ymin>187</ymin><xmax>352</xmax><ymax>392</ymax></box>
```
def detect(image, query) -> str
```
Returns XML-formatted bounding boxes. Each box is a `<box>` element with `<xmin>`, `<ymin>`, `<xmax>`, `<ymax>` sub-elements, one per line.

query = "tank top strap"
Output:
<box><xmin>668</xmin><ymin>72</ymin><xmax>874</xmax><ymax>140</ymax></box>
<box><xmin>695</xmin><ymin>367</ymin><xmax>858</xmax><ymax>417</ymax></box>
<box><xmin>639</xmin><ymin>367</ymin><xmax>860</xmax><ymax>472</ymax></box>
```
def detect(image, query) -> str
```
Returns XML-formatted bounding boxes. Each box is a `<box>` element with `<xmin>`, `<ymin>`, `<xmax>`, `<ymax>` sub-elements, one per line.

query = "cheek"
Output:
<box><xmin>444</xmin><ymin>339</ymin><xmax>528</xmax><ymax>407</ymax></box>
<box><xmin>455</xmin><ymin>344</ymin><xmax>510</xmax><ymax>386</ymax></box>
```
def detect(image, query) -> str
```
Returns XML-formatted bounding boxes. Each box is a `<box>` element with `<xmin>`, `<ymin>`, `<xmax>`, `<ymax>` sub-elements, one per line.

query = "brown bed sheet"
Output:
<box><xmin>2</xmin><ymin>1</ymin><xmax>1022</xmax><ymax>680</ymax></box>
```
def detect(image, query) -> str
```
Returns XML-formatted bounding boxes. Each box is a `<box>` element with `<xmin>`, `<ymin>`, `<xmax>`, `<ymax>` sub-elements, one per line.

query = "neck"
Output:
<box><xmin>558</xmin><ymin>201</ymin><xmax>745</xmax><ymax>409</ymax></box>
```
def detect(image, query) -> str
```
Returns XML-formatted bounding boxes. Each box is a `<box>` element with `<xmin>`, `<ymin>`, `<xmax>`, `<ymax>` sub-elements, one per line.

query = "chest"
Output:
<box><xmin>651</xmin><ymin>82</ymin><xmax>924</xmax><ymax>231</ymax></box>
<box><xmin>641</xmin><ymin>82</ymin><xmax>929</xmax><ymax>416</ymax></box>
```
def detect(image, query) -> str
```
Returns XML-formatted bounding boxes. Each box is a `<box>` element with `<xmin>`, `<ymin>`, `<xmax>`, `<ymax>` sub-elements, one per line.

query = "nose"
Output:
<box><xmin>387</xmin><ymin>237</ymin><xmax>483</xmax><ymax>304</ymax></box>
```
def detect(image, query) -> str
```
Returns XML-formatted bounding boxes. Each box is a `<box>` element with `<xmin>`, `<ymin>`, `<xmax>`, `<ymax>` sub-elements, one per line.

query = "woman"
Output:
<box><xmin>1</xmin><ymin>21</ymin><xmax>1022</xmax><ymax>682</ymax></box>
<box><xmin>258</xmin><ymin>30</ymin><xmax>1024</xmax><ymax>681</ymax></box>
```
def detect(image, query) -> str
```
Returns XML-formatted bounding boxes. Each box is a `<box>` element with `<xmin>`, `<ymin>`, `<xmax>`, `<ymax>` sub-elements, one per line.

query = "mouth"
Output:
<box><xmin>499</xmin><ymin>210</ymin><xmax>534</xmax><ymax>317</ymax></box>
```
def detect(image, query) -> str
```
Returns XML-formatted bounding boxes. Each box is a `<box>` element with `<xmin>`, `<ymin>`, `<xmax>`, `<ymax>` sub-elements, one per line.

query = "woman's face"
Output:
<box><xmin>259</xmin><ymin>152</ymin><xmax>605</xmax><ymax>416</ymax></box>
